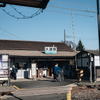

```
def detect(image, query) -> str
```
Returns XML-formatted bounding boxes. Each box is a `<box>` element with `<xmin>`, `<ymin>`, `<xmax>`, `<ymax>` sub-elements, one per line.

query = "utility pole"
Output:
<box><xmin>64</xmin><ymin>29</ymin><xmax>66</xmax><ymax>44</ymax></box>
<box><xmin>96</xmin><ymin>0</ymin><xmax>100</xmax><ymax>81</ymax></box>
<box><xmin>97</xmin><ymin>0</ymin><xmax>100</xmax><ymax>60</ymax></box>
<box><xmin>89</xmin><ymin>54</ymin><xmax>92</xmax><ymax>83</ymax></box>
<box><xmin>71</xmin><ymin>10</ymin><xmax>76</xmax><ymax>52</ymax></box>
<box><xmin>71</xmin><ymin>10</ymin><xmax>77</xmax><ymax>70</ymax></box>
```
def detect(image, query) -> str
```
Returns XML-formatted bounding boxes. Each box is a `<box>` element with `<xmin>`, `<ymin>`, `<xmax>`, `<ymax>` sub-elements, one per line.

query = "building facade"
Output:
<box><xmin>76</xmin><ymin>50</ymin><xmax>100</xmax><ymax>82</ymax></box>
<box><xmin>0</xmin><ymin>40</ymin><xmax>76</xmax><ymax>79</ymax></box>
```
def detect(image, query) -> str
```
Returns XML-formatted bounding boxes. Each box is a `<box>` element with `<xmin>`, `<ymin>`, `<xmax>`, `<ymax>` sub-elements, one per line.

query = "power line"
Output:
<box><xmin>46</xmin><ymin>9</ymin><xmax>94</xmax><ymax>17</ymax></box>
<box><xmin>66</xmin><ymin>35</ymin><xmax>98</xmax><ymax>41</ymax></box>
<box><xmin>48</xmin><ymin>6</ymin><xmax>97</xmax><ymax>13</ymax></box>
<box><xmin>51</xmin><ymin>0</ymin><xmax>96</xmax><ymax>8</ymax></box>
<box><xmin>0</xmin><ymin>26</ymin><xmax>23</xmax><ymax>39</ymax></box>
<box><xmin>10</xmin><ymin>5</ymin><xmax>27</xmax><ymax>17</ymax></box>
<box><xmin>0</xmin><ymin>7</ymin><xmax>43</xmax><ymax>19</ymax></box>
<box><xmin>10</xmin><ymin>5</ymin><xmax>43</xmax><ymax>19</ymax></box>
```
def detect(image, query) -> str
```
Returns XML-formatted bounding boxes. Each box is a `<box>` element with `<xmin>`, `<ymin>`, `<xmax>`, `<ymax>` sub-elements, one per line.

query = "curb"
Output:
<box><xmin>66</xmin><ymin>82</ymin><xmax>77</xmax><ymax>100</ymax></box>
<box><xmin>67</xmin><ymin>87</ymin><xmax>72</xmax><ymax>100</ymax></box>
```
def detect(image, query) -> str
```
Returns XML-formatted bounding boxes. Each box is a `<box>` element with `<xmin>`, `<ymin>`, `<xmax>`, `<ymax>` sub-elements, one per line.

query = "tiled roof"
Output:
<box><xmin>86</xmin><ymin>50</ymin><xmax>99</xmax><ymax>56</ymax></box>
<box><xmin>76</xmin><ymin>50</ymin><xmax>99</xmax><ymax>56</ymax></box>
<box><xmin>0</xmin><ymin>40</ymin><xmax>73</xmax><ymax>52</ymax></box>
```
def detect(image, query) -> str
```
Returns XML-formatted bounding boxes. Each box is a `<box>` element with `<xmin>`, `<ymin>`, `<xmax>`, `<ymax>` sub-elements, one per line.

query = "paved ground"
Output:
<box><xmin>1</xmin><ymin>79</ymin><xmax>100</xmax><ymax>100</ymax></box>
<box><xmin>2</xmin><ymin>93</ymin><xmax>67</xmax><ymax>100</ymax></box>
<box><xmin>0</xmin><ymin>78</ymin><xmax>77</xmax><ymax>100</ymax></box>
<box><xmin>10</xmin><ymin>78</ymin><xmax>77</xmax><ymax>89</ymax></box>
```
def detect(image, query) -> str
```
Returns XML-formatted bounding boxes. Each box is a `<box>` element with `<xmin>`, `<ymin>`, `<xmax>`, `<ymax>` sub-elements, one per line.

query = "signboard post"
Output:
<box><xmin>0</xmin><ymin>54</ymin><xmax>9</xmax><ymax>86</ymax></box>
<box><xmin>31</xmin><ymin>63</ymin><xmax>36</xmax><ymax>79</ymax></box>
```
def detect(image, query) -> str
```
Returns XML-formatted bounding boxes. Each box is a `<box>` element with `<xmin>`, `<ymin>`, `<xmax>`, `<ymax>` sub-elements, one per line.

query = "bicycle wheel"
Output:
<box><xmin>58</xmin><ymin>73</ymin><xmax>61</xmax><ymax>82</ymax></box>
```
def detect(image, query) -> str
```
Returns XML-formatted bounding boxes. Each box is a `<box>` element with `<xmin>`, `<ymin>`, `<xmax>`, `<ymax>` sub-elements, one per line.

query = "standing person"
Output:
<box><xmin>12</xmin><ymin>65</ymin><xmax>18</xmax><ymax>80</ymax></box>
<box><xmin>54</xmin><ymin>64</ymin><xmax>62</xmax><ymax>81</ymax></box>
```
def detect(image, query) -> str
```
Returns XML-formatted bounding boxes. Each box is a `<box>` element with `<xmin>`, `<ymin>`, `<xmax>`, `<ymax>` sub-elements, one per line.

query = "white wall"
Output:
<box><xmin>16</xmin><ymin>69</ymin><xmax>32</xmax><ymax>79</ymax></box>
<box><xmin>94</xmin><ymin>56</ymin><xmax>100</xmax><ymax>66</ymax></box>
<box><xmin>17</xmin><ymin>69</ymin><xmax>26</xmax><ymax>78</ymax></box>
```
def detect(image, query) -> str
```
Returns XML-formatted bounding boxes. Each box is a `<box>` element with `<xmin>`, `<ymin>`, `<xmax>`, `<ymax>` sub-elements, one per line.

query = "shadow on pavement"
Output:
<box><xmin>8</xmin><ymin>93</ymin><xmax>23</xmax><ymax>100</ymax></box>
<box><xmin>38</xmin><ymin>78</ymin><xmax>77</xmax><ymax>82</ymax></box>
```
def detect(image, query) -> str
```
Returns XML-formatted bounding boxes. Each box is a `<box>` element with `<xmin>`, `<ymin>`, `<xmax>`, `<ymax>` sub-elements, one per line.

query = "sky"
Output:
<box><xmin>0</xmin><ymin>0</ymin><xmax>99</xmax><ymax>50</ymax></box>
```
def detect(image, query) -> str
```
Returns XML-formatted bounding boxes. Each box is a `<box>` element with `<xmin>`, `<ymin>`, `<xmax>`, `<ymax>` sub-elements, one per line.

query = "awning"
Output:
<box><xmin>0</xmin><ymin>50</ymin><xmax>76</xmax><ymax>57</ymax></box>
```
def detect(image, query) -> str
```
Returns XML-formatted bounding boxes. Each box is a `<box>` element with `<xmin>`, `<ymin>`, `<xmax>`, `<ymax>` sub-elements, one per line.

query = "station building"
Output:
<box><xmin>0</xmin><ymin>40</ymin><xmax>76</xmax><ymax>79</ymax></box>
<box><xmin>76</xmin><ymin>50</ymin><xmax>100</xmax><ymax>82</ymax></box>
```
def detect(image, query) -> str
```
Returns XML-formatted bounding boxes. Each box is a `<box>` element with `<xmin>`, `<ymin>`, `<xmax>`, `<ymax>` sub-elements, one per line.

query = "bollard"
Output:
<box><xmin>76</xmin><ymin>69</ymin><xmax>83</xmax><ymax>82</ymax></box>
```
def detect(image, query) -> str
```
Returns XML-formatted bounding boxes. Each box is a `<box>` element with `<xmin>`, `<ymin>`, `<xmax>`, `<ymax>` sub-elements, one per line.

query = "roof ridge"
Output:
<box><xmin>0</xmin><ymin>39</ymin><xmax>65</xmax><ymax>44</ymax></box>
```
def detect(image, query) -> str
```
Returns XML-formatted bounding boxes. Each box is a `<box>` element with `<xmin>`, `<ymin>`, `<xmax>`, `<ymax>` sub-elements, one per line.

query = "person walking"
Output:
<box><xmin>12</xmin><ymin>65</ymin><xmax>18</xmax><ymax>80</ymax></box>
<box><xmin>54</xmin><ymin>64</ymin><xmax>62</xmax><ymax>81</ymax></box>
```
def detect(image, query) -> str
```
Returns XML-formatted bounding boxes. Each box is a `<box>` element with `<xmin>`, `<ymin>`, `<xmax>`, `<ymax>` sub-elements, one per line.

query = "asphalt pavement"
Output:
<box><xmin>0</xmin><ymin>77</ymin><xmax>77</xmax><ymax>100</ymax></box>
<box><xmin>2</xmin><ymin>93</ymin><xmax>67</xmax><ymax>100</ymax></box>
<box><xmin>10</xmin><ymin>78</ymin><xmax>77</xmax><ymax>89</ymax></box>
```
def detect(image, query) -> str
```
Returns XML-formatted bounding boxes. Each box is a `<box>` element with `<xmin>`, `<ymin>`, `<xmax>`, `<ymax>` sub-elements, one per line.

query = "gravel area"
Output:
<box><xmin>72</xmin><ymin>89</ymin><xmax>100</xmax><ymax>100</ymax></box>
<box><xmin>71</xmin><ymin>81</ymin><xmax>100</xmax><ymax>100</ymax></box>
<box><xmin>0</xmin><ymin>86</ymin><xmax>16</xmax><ymax>92</ymax></box>
<box><xmin>77</xmin><ymin>81</ymin><xmax>100</xmax><ymax>86</ymax></box>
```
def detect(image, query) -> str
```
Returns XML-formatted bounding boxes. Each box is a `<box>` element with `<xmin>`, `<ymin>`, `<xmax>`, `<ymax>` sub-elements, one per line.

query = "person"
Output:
<box><xmin>12</xmin><ymin>65</ymin><xmax>18</xmax><ymax>80</ymax></box>
<box><xmin>54</xmin><ymin>64</ymin><xmax>62</xmax><ymax>81</ymax></box>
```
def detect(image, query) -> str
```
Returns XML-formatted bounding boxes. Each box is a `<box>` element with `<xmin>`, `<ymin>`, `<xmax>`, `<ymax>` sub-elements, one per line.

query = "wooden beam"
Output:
<box><xmin>0</xmin><ymin>0</ymin><xmax>49</xmax><ymax>9</ymax></box>
<box><xmin>32</xmin><ymin>59</ymin><xmax>70</xmax><ymax>62</ymax></box>
<box><xmin>0</xmin><ymin>2</ymin><xmax>6</xmax><ymax>7</ymax></box>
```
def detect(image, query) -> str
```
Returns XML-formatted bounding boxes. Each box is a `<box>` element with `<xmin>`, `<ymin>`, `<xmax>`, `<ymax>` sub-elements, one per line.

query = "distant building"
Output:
<box><xmin>0</xmin><ymin>40</ymin><xmax>76</xmax><ymax>79</ymax></box>
<box><xmin>76</xmin><ymin>50</ymin><xmax>100</xmax><ymax>81</ymax></box>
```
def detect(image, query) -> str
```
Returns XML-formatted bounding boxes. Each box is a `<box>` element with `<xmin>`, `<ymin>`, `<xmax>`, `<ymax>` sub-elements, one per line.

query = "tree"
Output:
<box><xmin>61</xmin><ymin>40</ymin><xmax>76</xmax><ymax>50</ymax></box>
<box><xmin>76</xmin><ymin>40</ymin><xmax>85</xmax><ymax>51</ymax></box>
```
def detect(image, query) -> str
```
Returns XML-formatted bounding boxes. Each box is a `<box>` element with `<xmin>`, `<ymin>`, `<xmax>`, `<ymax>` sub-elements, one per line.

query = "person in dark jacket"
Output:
<box><xmin>54</xmin><ymin>64</ymin><xmax>62</xmax><ymax>81</ymax></box>
<box><xmin>12</xmin><ymin>65</ymin><xmax>18</xmax><ymax>80</ymax></box>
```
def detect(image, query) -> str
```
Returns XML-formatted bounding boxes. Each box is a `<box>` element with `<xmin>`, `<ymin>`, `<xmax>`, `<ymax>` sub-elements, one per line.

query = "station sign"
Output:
<box><xmin>45</xmin><ymin>47</ymin><xmax>57</xmax><ymax>54</ymax></box>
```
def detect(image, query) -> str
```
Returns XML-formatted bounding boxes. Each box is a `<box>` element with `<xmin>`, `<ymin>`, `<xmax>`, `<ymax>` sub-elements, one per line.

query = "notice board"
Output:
<box><xmin>0</xmin><ymin>54</ymin><xmax>9</xmax><ymax>81</ymax></box>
